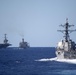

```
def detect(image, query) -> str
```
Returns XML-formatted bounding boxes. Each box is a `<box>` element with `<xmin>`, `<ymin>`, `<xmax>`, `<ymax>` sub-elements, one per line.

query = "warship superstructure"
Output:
<box><xmin>0</xmin><ymin>34</ymin><xmax>11</xmax><ymax>48</ymax></box>
<box><xmin>19</xmin><ymin>38</ymin><xmax>29</xmax><ymax>49</ymax></box>
<box><xmin>56</xmin><ymin>19</ymin><xmax>76</xmax><ymax>59</ymax></box>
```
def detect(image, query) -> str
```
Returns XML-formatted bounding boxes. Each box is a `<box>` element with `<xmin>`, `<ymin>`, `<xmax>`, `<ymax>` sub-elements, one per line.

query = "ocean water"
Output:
<box><xmin>0</xmin><ymin>47</ymin><xmax>76</xmax><ymax>75</ymax></box>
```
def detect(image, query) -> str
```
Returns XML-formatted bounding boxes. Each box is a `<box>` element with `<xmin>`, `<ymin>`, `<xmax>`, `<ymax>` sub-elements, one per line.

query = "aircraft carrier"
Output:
<box><xmin>0</xmin><ymin>34</ymin><xmax>11</xmax><ymax>48</ymax></box>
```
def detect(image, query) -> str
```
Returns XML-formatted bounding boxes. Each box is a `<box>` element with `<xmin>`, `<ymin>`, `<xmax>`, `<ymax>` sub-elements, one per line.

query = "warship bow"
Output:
<box><xmin>56</xmin><ymin>19</ymin><xmax>76</xmax><ymax>59</ymax></box>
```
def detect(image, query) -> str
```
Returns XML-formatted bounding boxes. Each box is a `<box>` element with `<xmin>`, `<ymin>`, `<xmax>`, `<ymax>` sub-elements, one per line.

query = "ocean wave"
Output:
<box><xmin>35</xmin><ymin>57</ymin><xmax>57</xmax><ymax>61</ymax></box>
<box><xmin>35</xmin><ymin>57</ymin><xmax>76</xmax><ymax>64</ymax></box>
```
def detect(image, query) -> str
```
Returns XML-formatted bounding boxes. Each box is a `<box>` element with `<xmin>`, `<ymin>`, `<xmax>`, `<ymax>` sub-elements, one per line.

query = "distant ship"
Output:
<box><xmin>19</xmin><ymin>38</ymin><xmax>30</xmax><ymax>49</ymax></box>
<box><xmin>56</xmin><ymin>18</ymin><xmax>76</xmax><ymax>59</ymax></box>
<box><xmin>0</xmin><ymin>34</ymin><xmax>11</xmax><ymax>49</ymax></box>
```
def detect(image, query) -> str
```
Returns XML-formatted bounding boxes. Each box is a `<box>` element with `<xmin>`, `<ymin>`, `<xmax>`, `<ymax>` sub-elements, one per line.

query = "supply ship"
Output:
<box><xmin>19</xmin><ymin>38</ymin><xmax>30</xmax><ymax>49</ymax></box>
<box><xmin>0</xmin><ymin>34</ymin><xmax>11</xmax><ymax>48</ymax></box>
<box><xmin>56</xmin><ymin>19</ymin><xmax>76</xmax><ymax>59</ymax></box>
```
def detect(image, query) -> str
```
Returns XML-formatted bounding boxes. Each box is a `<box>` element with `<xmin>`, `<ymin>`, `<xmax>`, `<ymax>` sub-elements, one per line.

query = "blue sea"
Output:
<box><xmin>0</xmin><ymin>47</ymin><xmax>76</xmax><ymax>75</ymax></box>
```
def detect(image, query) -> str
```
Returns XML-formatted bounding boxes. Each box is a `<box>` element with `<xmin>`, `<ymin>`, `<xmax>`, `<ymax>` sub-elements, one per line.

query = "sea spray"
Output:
<box><xmin>35</xmin><ymin>57</ymin><xmax>76</xmax><ymax>64</ymax></box>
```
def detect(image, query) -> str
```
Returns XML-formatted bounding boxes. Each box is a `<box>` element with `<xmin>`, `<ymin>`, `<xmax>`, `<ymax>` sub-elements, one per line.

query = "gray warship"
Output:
<box><xmin>0</xmin><ymin>34</ymin><xmax>11</xmax><ymax>48</ymax></box>
<box><xmin>19</xmin><ymin>38</ymin><xmax>30</xmax><ymax>49</ymax></box>
<box><xmin>56</xmin><ymin>19</ymin><xmax>76</xmax><ymax>59</ymax></box>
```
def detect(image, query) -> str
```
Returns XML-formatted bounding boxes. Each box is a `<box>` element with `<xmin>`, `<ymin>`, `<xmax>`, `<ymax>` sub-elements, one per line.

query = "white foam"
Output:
<box><xmin>35</xmin><ymin>57</ymin><xmax>76</xmax><ymax>64</ymax></box>
<box><xmin>35</xmin><ymin>57</ymin><xmax>57</xmax><ymax>61</ymax></box>
<box><xmin>56</xmin><ymin>58</ymin><xmax>76</xmax><ymax>64</ymax></box>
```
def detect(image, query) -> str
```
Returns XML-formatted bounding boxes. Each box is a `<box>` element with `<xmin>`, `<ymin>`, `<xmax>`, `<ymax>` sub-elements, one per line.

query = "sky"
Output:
<box><xmin>0</xmin><ymin>0</ymin><xmax>76</xmax><ymax>47</ymax></box>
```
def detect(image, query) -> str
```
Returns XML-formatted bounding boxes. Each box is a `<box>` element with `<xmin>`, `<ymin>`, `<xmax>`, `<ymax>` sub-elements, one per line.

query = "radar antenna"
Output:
<box><xmin>58</xmin><ymin>18</ymin><xmax>76</xmax><ymax>42</ymax></box>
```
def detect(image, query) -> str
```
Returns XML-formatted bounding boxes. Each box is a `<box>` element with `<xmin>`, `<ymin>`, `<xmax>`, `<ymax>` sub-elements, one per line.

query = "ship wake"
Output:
<box><xmin>35</xmin><ymin>57</ymin><xmax>76</xmax><ymax>64</ymax></box>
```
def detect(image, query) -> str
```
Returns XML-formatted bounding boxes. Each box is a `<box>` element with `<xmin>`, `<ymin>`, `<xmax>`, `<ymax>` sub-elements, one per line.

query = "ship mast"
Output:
<box><xmin>4</xmin><ymin>34</ymin><xmax>8</xmax><ymax>44</ymax></box>
<box><xmin>58</xmin><ymin>18</ymin><xmax>76</xmax><ymax>42</ymax></box>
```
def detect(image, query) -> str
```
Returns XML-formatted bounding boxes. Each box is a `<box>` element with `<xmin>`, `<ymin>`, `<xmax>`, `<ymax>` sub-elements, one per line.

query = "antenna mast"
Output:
<box><xmin>58</xmin><ymin>18</ymin><xmax>76</xmax><ymax>42</ymax></box>
<box><xmin>4</xmin><ymin>34</ymin><xmax>8</xmax><ymax>44</ymax></box>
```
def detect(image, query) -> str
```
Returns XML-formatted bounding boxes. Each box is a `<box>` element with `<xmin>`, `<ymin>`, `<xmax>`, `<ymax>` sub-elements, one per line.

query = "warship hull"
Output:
<box><xmin>56</xmin><ymin>49</ymin><xmax>76</xmax><ymax>59</ymax></box>
<box><xmin>0</xmin><ymin>44</ymin><xmax>11</xmax><ymax>49</ymax></box>
<box><xmin>19</xmin><ymin>38</ymin><xmax>30</xmax><ymax>49</ymax></box>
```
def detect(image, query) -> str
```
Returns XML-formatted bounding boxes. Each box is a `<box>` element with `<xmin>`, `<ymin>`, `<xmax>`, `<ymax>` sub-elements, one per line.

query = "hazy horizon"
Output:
<box><xmin>0</xmin><ymin>0</ymin><xmax>76</xmax><ymax>47</ymax></box>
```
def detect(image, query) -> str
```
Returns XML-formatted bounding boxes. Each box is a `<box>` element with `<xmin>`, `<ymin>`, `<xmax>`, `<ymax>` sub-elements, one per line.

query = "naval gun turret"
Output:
<box><xmin>56</xmin><ymin>18</ymin><xmax>76</xmax><ymax>59</ymax></box>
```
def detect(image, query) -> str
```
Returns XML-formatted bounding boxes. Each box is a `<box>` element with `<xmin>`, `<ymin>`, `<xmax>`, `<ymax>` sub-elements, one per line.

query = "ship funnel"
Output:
<box><xmin>22</xmin><ymin>38</ymin><xmax>24</xmax><ymax>43</ymax></box>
